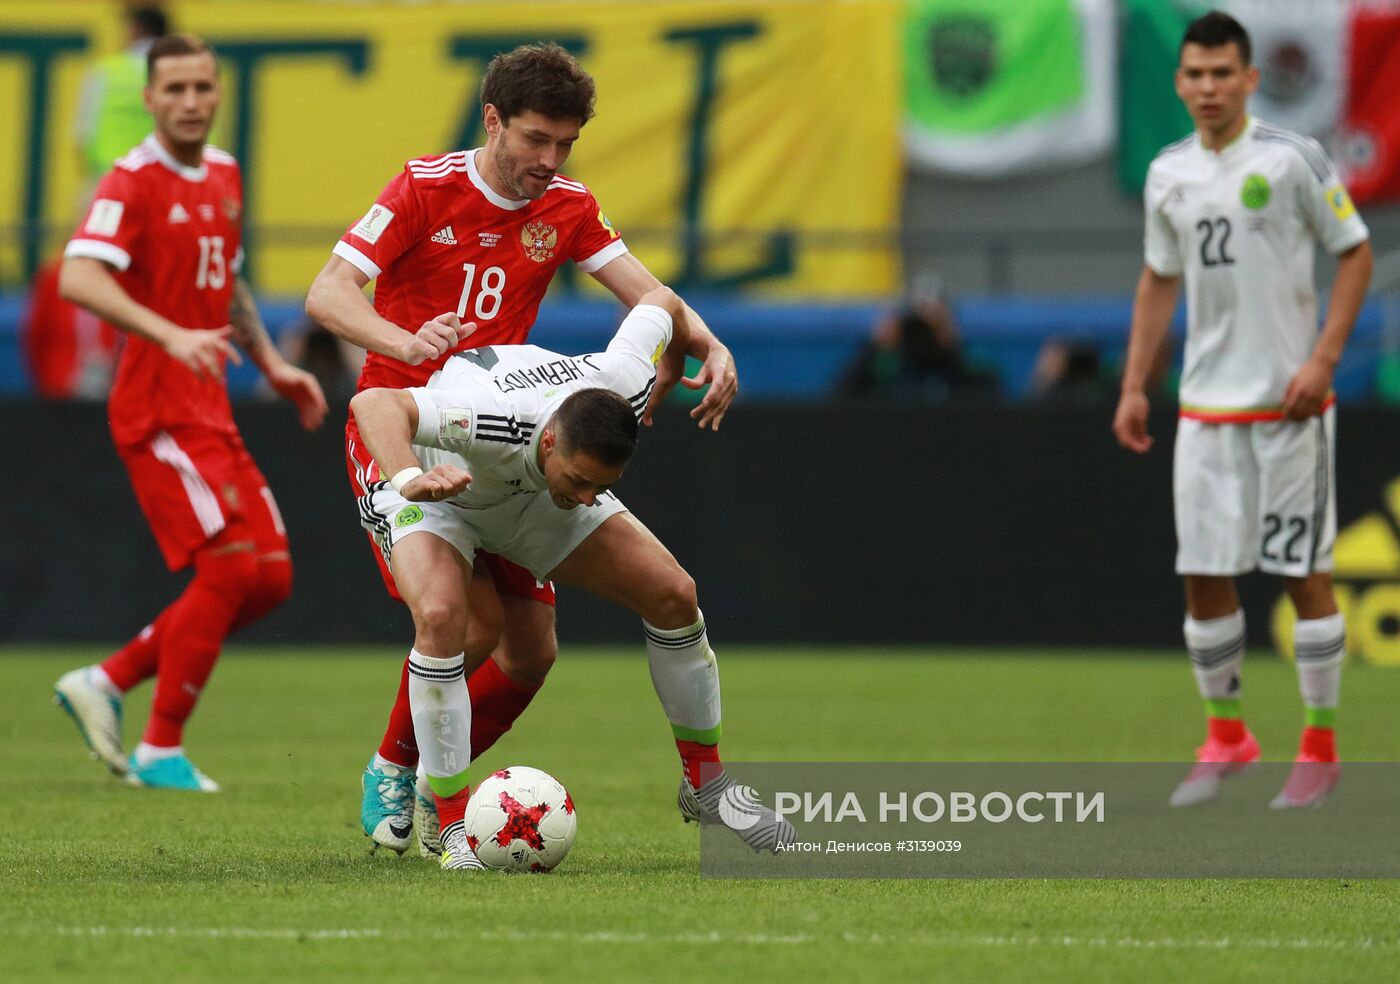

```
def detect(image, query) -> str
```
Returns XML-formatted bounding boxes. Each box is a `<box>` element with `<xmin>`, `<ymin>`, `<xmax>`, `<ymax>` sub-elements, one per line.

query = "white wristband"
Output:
<box><xmin>390</xmin><ymin>466</ymin><xmax>424</xmax><ymax>493</ymax></box>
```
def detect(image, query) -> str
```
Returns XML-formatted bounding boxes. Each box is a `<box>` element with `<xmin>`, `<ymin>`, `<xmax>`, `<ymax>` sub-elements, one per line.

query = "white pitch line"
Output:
<box><xmin>9</xmin><ymin>927</ymin><xmax>1394</xmax><ymax>951</ymax></box>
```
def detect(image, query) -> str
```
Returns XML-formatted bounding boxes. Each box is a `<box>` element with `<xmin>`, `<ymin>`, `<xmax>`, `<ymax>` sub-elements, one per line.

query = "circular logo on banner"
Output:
<box><xmin>1241</xmin><ymin>174</ymin><xmax>1271</xmax><ymax>210</ymax></box>
<box><xmin>1259</xmin><ymin>38</ymin><xmax>1316</xmax><ymax>107</ymax></box>
<box><xmin>928</xmin><ymin>15</ymin><xmax>996</xmax><ymax>98</ymax></box>
<box><xmin>394</xmin><ymin>505</ymin><xmax>425</xmax><ymax>528</ymax></box>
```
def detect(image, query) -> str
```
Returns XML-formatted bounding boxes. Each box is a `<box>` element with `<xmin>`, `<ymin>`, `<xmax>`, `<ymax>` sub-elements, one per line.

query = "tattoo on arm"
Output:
<box><xmin>229</xmin><ymin>277</ymin><xmax>274</xmax><ymax>356</ymax></box>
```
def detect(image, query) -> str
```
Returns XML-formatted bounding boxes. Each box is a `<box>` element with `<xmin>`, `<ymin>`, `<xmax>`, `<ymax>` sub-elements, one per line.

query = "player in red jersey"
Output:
<box><xmin>52</xmin><ymin>35</ymin><xmax>327</xmax><ymax>792</ymax></box>
<box><xmin>306</xmin><ymin>43</ymin><xmax>740</xmax><ymax>858</ymax></box>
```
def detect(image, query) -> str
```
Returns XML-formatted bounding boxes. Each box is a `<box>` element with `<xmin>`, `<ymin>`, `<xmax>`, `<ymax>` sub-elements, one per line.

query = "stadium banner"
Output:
<box><xmin>0</xmin><ymin>0</ymin><xmax>900</xmax><ymax>295</ymax></box>
<box><xmin>11</xmin><ymin>400</ymin><xmax>1400</xmax><ymax>657</ymax></box>
<box><xmin>902</xmin><ymin>0</ymin><xmax>1116</xmax><ymax>177</ymax></box>
<box><xmin>700</xmin><ymin>763</ymin><xmax>1400</xmax><ymax>878</ymax></box>
<box><xmin>1119</xmin><ymin>0</ymin><xmax>1400</xmax><ymax>203</ymax></box>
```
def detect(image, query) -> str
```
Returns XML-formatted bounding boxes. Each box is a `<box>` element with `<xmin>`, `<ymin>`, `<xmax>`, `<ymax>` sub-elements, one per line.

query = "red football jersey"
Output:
<box><xmin>333</xmin><ymin>148</ymin><xmax>628</xmax><ymax>393</ymax></box>
<box><xmin>66</xmin><ymin>136</ymin><xmax>244</xmax><ymax>448</ymax></box>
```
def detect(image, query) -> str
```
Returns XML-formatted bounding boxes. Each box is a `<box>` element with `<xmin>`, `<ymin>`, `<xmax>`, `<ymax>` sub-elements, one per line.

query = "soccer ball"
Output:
<box><xmin>463</xmin><ymin>766</ymin><xmax>577</xmax><ymax>872</ymax></box>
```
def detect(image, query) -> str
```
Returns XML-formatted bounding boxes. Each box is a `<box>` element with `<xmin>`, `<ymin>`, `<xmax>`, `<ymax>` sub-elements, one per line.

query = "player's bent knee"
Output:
<box><xmin>505</xmin><ymin>635</ymin><xmax>557</xmax><ymax>676</ymax></box>
<box><xmin>495</xmin><ymin>646</ymin><xmax>554</xmax><ymax>690</ymax></box>
<box><xmin>643</xmin><ymin>570</ymin><xmax>699</xmax><ymax>628</ymax></box>
<box><xmin>412</xmin><ymin>594</ymin><xmax>468</xmax><ymax>650</ymax></box>
<box><xmin>493</xmin><ymin>601</ymin><xmax>558</xmax><ymax>685</ymax></box>
<box><xmin>257</xmin><ymin>556</ymin><xmax>294</xmax><ymax>609</ymax></box>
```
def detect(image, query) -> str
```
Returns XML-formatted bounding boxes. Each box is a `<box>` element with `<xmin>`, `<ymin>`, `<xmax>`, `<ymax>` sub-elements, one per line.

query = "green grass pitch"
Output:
<box><xmin>3</xmin><ymin>646</ymin><xmax>1398</xmax><ymax>982</ymax></box>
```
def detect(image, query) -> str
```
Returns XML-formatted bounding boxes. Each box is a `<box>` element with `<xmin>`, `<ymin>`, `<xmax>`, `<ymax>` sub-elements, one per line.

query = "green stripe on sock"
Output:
<box><xmin>427</xmin><ymin>771</ymin><xmax>470</xmax><ymax>798</ymax></box>
<box><xmin>1205</xmin><ymin>698</ymin><xmax>1241</xmax><ymax>719</ymax></box>
<box><xmin>1305</xmin><ymin>707</ymin><xmax>1336</xmax><ymax>728</ymax></box>
<box><xmin>671</xmin><ymin>722</ymin><xmax>722</xmax><ymax>744</ymax></box>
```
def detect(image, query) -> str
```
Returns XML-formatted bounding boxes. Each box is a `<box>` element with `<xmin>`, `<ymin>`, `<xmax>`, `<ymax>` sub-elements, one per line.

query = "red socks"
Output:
<box><xmin>101</xmin><ymin>611</ymin><xmax>170</xmax><ymax>692</ymax></box>
<box><xmin>676</xmin><ymin>739</ymin><xmax>723</xmax><ymax>788</ymax></box>
<box><xmin>377</xmin><ymin>654</ymin><xmax>543</xmax><ymax>768</ymax></box>
<box><xmin>468</xmin><ymin>657</ymin><xmax>541</xmax><ymax>757</ymax></box>
<box><xmin>377</xmin><ymin>658</ymin><xmax>419</xmax><ymax>765</ymax></box>
<box><xmin>143</xmin><ymin>548</ymin><xmax>258</xmax><ymax>747</ymax></box>
<box><xmin>232</xmin><ymin>556</ymin><xmax>293</xmax><ymax>630</ymax></box>
<box><xmin>100</xmin><ymin>556</ymin><xmax>291</xmax><ymax>696</ymax></box>
<box><xmin>1206</xmin><ymin>716</ymin><xmax>1246</xmax><ymax>745</ymax></box>
<box><xmin>1300</xmin><ymin>725</ymin><xmax>1337</xmax><ymax>761</ymax></box>
<box><xmin>434</xmin><ymin>787</ymin><xmax>471</xmax><ymax>832</ymax></box>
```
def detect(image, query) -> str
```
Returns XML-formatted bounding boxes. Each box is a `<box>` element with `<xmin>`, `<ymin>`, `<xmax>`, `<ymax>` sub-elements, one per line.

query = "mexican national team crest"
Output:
<box><xmin>520</xmin><ymin>221</ymin><xmax>558</xmax><ymax>263</ymax></box>
<box><xmin>1241</xmin><ymin>174</ymin><xmax>1271</xmax><ymax>210</ymax></box>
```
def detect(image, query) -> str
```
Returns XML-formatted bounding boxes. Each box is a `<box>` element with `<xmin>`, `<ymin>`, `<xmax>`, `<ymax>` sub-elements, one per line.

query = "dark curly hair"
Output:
<box><xmin>480</xmin><ymin>42</ymin><xmax>596</xmax><ymax>125</ymax></box>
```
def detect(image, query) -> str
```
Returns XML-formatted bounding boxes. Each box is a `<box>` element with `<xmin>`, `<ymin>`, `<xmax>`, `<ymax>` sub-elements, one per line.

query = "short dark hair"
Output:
<box><xmin>128</xmin><ymin>5</ymin><xmax>169</xmax><ymax>40</ymax></box>
<box><xmin>480</xmin><ymin>42</ymin><xmax>596</xmax><ymax>125</ymax></box>
<box><xmin>553</xmin><ymin>389</ymin><xmax>638</xmax><ymax>468</ymax></box>
<box><xmin>1181</xmin><ymin>11</ymin><xmax>1252</xmax><ymax>66</ymax></box>
<box><xmin>147</xmin><ymin>33</ymin><xmax>216</xmax><ymax>82</ymax></box>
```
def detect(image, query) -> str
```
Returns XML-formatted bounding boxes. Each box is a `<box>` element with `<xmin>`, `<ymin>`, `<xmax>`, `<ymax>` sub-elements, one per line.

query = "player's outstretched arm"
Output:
<box><xmin>59</xmin><ymin>256</ymin><xmax>238</xmax><ymax>379</ymax></box>
<box><xmin>1113</xmin><ymin>264</ymin><xmax>1181</xmax><ymax>454</ymax></box>
<box><xmin>591</xmin><ymin>253</ymin><xmax>738</xmax><ymax>430</ymax></box>
<box><xmin>306</xmin><ymin>255</ymin><xmax>467</xmax><ymax>367</ymax></box>
<box><xmin>348</xmin><ymin>388</ymin><xmax>470</xmax><ymax>501</ymax></box>
<box><xmin>230</xmin><ymin>277</ymin><xmax>327</xmax><ymax>430</ymax></box>
<box><xmin>1283</xmin><ymin>239</ymin><xmax>1373</xmax><ymax>420</ymax></box>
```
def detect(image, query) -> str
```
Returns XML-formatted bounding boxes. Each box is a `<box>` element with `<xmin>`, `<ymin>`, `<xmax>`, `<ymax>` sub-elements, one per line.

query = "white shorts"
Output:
<box><xmin>1173</xmin><ymin>406</ymin><xmax>1336</xmax><ymax>577</ymax></box>
<box><xmin>359</xmin><ymin>483</ymin><xmax>627</xmax><ymax>581</ymax></box>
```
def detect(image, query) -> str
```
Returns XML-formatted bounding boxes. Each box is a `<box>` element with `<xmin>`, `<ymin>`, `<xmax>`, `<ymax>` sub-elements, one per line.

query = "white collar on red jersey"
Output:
<box><xmin>144</xmin><ymin>134</ymin><xmax>208</xmax><ymax>182</ymax></box>
<box><xmin>467</xmin><ymin>148</ymin><xmax>530</xmax><ymax>211</ymax></box>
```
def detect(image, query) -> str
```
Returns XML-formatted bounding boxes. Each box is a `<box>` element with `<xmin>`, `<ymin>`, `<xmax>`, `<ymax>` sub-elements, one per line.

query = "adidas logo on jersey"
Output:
<box><xmin>1271</xmin><ymin>475</ymin><xmax>1400</xmax><ymax>665</ymax></box>
<box><xmin>168</xmin><ymin>203</ymin><xmax>190</xmax><ymax>224</ymax></box>
<box><xmin>431</xmin><ymin>225</ymin><xmax>458</xmax><ymax>245</ymax></box>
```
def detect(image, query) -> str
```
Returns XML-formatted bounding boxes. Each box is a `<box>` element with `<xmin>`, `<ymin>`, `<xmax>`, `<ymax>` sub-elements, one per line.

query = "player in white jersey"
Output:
<box><xmin>349</xmin><ymin>286</ymin><xmax>795</xmax><ymax>869</ymax></box>
<box><xmin>1113</xmin><ymin>12</ymin><xmax>1373</xmax><ymax>809</ymax></box>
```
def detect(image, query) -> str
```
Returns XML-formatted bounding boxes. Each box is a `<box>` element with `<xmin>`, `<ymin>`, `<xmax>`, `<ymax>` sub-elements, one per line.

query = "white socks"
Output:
<box><xmin>1294</xmin><ymin>613</ymin><xmax>1345</xmax><ymax>711</ymax></box>
<box><xmin>1184</xmin><ymin>609</ymin><xmax>1246</xmax><ymax>700</ymax></box>
<box><xmin>407</xmin><ymin>649</ymin><xmax>471</xmax><ymax>797</ymax></box>
<box><xmin>133</xmin><ymin>742</ymin><xmax>182</xmax><ymax>766</ymax></box>
<box><xmin>643</xmin><ymin>613</ymin><xmax>722</xmax><ymax>744</ymax></box>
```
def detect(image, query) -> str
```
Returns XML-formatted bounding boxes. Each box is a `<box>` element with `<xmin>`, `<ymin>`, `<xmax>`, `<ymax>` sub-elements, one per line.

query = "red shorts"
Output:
<box><xmin>344</xmin><ymin>421</ymin><xmax>555</xmax><ymax>606</ymax></box>
<box><xmin>119</xmin><ymin>427</ymin><xmax>288</xmax><ymax>571</ymax></box>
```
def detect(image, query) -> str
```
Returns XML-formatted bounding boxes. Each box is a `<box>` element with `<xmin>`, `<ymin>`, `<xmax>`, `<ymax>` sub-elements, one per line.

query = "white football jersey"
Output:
<box><xmin>1143</xmin><ymin>116</ymin><xmax>1368</xmax><ymax>421</ymax></box>
<box><xmin>406</xmin><ymin>304</ymin><xmax>669</xmax><ymax>507</ymax></box>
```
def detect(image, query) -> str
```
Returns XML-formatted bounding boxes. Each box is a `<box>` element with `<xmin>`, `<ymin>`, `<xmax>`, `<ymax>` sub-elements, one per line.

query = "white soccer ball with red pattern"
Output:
<box><xmin>463</xmin><ymin>766</ymin><xmax>577</xmax><ymax>872</ymax></box>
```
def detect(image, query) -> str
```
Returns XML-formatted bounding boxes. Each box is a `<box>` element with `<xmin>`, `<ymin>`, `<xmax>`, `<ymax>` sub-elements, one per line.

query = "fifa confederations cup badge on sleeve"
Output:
<box><xmin>1241</xmin><ymin>174</ymin><xmax>1271</xmax><ymax>210</ymax></box>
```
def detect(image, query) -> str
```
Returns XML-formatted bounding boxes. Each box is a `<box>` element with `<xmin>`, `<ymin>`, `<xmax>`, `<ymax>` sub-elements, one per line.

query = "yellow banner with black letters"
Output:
<box><xmin>0</xmin><ymin>0</ymin><xmax>899</xmax><ymax>297</ymax></box>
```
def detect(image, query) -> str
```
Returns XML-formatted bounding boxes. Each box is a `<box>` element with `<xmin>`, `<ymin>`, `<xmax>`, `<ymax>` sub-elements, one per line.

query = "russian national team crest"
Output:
<box><xmin>520</xmin><ymin>221</ymin><xmax>558</xmax><ymax>263</ymax></box>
